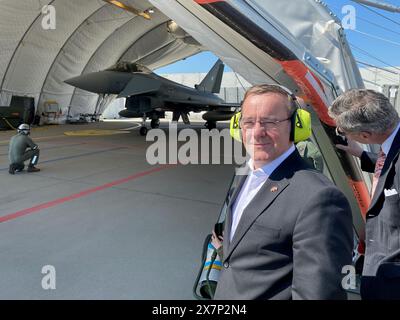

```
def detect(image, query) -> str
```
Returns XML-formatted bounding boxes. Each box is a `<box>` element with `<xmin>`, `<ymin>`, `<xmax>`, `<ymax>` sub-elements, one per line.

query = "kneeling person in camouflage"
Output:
<box><xmin>8</xmin><ymin>124</ymin><xmax>40</xmax><ymax>174</ymax></box>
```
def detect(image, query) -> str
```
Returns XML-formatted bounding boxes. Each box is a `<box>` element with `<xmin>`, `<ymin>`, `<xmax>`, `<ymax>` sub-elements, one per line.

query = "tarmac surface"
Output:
<box><xmin>0</xmin><ymin>120</ymin><xmax>235</xmax><ymax>299</ymax></box>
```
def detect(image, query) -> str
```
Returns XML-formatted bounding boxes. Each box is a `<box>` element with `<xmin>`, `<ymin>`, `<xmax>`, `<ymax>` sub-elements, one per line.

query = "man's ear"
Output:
<box><xmin>360</xmin><ymin>131</ymin><xmax>372</xmax><ymax>139</ymax></box>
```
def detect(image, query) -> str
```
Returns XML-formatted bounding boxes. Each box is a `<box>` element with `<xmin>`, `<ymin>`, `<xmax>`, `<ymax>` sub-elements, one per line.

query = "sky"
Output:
<box><xmin>155</xmin><ymin>0</ymin><xmax>400</xmax><ymax>75</ymax></box>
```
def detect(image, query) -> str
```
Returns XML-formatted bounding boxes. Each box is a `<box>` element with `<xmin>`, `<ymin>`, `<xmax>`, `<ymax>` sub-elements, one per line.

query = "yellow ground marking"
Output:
<box><xmin>63</xmin><ymin>129</ymin><xmax>131</xmax><ymax>136</ymax></box>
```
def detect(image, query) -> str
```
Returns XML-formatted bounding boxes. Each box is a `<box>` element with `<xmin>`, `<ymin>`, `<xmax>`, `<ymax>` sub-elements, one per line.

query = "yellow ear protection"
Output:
<box><xmin>230</xmin><ymin>112</ymin><xmax>242</xmax><ymax>142</ymax></box>
<box><xmin>290</xmin><ymin>108</ymin><xmax>311</xmax><ymax>143</ymax></box>
<box><xmin>229</xmin><ymin>86</ymin><xmax>311</xmax><ymax>143</ymax></box>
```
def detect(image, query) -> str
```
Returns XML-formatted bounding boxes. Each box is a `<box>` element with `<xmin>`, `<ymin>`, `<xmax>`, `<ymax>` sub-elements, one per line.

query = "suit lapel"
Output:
<box><xmin>224</xmin><ymin>151</ymin><xmax>303</xmax><ymax>261</ymax></box>
<box><xmin>369</xmin><ymin>128</ymin><xmax>400</xmax><ymax>211</ymax></box>
<box><xmin>225</xmin><ymin>178</ymin><xmax>289</xmax><ymax>260</ymax></box>
<box><xmin>223</xmin><ymin>168</ymin><xmax>249</xmax><ymax>258</ymax></box>
<box><xmin>229</xmin><ymin>168</ymin><xmax>250</xmax><ymax>211</ymax></box>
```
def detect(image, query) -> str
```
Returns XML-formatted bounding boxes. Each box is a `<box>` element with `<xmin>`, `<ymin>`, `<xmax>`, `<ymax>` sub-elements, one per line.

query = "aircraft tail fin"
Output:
<box><xmin>195</xmin><ymin>59</ymin><xmax>224</xmax><ymax>93</ymax></box>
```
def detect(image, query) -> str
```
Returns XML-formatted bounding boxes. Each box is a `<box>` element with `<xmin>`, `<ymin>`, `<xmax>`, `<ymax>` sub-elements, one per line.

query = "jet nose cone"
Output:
<box><xmin>64</xmin><ymin>71</ymin><xmax>131</xmax><ymax>94</ymax></box>
<box><xmin>64</xmin><ymin>73</ymin><xmax>102</xmax><ymax>93</ymax></box>
<box><xmin>64</xmin><ymin>75</ymin><xmax>84</xmax><ymax>87</ymax></box>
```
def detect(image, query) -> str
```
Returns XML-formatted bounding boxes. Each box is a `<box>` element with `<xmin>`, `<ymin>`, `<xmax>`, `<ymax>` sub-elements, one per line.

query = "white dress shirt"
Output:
<box><xmin>230</xmin><ymin>145</ymin><xmax>296</xmax><ymax>241</ymax></box>
<box><xmin>381</xmin><ymin>122</ymin><xmax>400</xmax><ymax>156</ymax></box>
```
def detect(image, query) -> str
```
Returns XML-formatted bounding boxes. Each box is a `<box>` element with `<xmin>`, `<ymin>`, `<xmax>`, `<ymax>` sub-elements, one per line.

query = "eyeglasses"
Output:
<box><xmin>335</xmin><ymin>127</ymin><xmax>347</xmax><ymax>137</ymax></box>
<box><xmin>240</xmin><ymin>117</ymin><xmax>291</xmax><ymax>130</ymax></box>
<box><xmin>335</xmin><ymin>127</ymin><xmax>349</xmax><ymax>145</ymax></box>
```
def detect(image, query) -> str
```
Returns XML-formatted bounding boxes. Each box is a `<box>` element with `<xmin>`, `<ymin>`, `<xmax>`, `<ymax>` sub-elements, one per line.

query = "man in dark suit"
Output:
<box><xmin>214</xmin><ymin>84</ymin><xmax>353</xmax><ymax>300</ymax></box>
<box><xmin>329</xmin><ymin>89</ymin><xmax>400</xmax><ymax>300</ymax></box>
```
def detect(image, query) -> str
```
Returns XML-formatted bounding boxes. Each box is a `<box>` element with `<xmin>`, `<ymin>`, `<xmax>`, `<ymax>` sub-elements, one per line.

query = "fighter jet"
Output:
<box><xmin>65</xmin><ymin>59</ymin><xmax>238</xmax><ymax>135</ymax></box>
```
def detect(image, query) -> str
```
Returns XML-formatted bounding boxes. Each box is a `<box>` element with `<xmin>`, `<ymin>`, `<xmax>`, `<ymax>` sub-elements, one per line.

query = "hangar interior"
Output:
<box><xmin>0</xmin><ymin>0</ymin><xmax>368</xmax><ymax>300</ymax></box>
<box><xmin>0</xmin><ymin>0</ymin><xmax>205</xmax><ymax>123</ymax></box>
<box><xmin>0</xmin><ymin>0</ymin><xmax>238</xmax><ymax>299</ymax></box>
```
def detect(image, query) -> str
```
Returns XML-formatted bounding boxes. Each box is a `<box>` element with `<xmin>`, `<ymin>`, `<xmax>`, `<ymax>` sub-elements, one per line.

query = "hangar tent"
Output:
<box><xmin>0</xmin><ymin>0</ymin><xmax>203</xmax><ymax>122</ymax></box>
<box><xmin>0</xmin><ymin>0</ymin><xmax>363</xmax><ymax>122</ymax></box>
<box><xmin>150</xmin><ymin>0</ymin><xmax>364</xmax><ymax>93</ymax></box>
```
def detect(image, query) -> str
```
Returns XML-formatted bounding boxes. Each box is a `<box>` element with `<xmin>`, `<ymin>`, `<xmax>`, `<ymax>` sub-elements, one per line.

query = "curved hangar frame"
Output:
<box><xmin>0</xmin><ymin>0</ymin><xmax>204</xmax><ymax>120</ymax></box>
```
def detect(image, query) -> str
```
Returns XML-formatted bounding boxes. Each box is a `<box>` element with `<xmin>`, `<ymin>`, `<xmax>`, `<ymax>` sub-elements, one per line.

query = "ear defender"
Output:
<box><xmin>290</xmin><ymin>108</ymin><xmax>311</xmax><ymax>143</ymax></box>
<box><xmin>229</xmin><ymin>100</ymin><xmax>312</xmax><ymax>143</ymax></box>
<box><xmin>230</xmin><ymin>111</ymin><xmax>242</xmax><ymax>142</ymax></box>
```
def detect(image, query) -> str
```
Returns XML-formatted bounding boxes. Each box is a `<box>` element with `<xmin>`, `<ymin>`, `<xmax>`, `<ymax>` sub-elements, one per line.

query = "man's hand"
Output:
<box><xmin>335</xmin><ymin>139</ymin><xmax>364</xmax><ymax>158</ymax></box>
<box><xmin>211</xmin><ymin>230</ymin><xmax>223</xmax><ymax>250</ymax></box>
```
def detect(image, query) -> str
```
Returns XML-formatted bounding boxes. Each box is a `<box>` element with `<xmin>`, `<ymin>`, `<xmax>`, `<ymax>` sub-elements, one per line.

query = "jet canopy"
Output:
<box><xmin>105</xmin><ymin>61</ymin><xmax>152</xmax><ymax>74</ymax></box>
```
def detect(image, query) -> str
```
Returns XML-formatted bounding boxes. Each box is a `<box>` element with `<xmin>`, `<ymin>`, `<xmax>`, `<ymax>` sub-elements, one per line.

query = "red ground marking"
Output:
<box><xmin>0</xmin><ymin>165</ymin><xmax>174</xmax><ymax>224</ymax></box>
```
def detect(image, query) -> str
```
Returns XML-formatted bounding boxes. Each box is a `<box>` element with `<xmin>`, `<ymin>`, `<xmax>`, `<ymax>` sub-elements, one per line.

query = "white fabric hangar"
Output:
<box><xmin>0</xmin><ymin>0</ymin><xmax>363</xmax><ymax>124</ymax></box>
<box><xmin>0</xmin><ymin>0</ymin><xmax>203</xmax><ymax>123</ymax></box>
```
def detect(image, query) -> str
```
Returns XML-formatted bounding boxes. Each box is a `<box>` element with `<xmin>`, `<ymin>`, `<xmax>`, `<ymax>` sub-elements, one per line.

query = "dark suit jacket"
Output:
<box><xmin>360</xmin><ymin>128</ymin><xmax>400</xmax><ymax>300</ymax></box>
<box><xmin>214</xmin><ymin>150</ymin><xmax>353</xmax><ymax>300</ymax></box>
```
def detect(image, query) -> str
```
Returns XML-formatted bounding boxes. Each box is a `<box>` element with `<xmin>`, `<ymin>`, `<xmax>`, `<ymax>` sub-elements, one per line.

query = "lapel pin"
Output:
<box><xmin>270</xmin><ymin>186</ymin><xmax>278</xmax><ymax>192</ymax></box>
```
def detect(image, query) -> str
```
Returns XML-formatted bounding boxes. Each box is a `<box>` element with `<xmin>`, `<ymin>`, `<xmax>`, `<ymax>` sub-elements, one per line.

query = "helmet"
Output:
<box><xmin>17</xmin><ymin>124</ymin><xmax>30</xmax><ymax>135</ymax></box>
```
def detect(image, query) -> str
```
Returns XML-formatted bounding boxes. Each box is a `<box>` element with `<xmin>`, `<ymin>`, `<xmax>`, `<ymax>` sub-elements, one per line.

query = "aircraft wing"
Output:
<box><xmin>217</xmin><ymin>102</ymin><xmax>240</xmax><ymax>109</ymax></box>
<box><xmin>149</xmin><ymin>0</ymin><xmax>368</xmax><ymax>245</ymax></box>
<box><xmin>117</xmin><ymin>73</ymin><xmax>162</xmax><ymax>98</ymax></box>
<box><xmin>164</xmin><ymin>98</ymin><xmax>239</xmax><ymax>109</ymax></box>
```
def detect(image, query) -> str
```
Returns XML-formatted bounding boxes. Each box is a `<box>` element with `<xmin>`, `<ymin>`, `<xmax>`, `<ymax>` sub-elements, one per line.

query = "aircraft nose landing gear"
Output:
<box><xmin>139</xmin><ymin>115</ymin><xmax>160</xmax><ymax>135</ymax></box>
<box><xmin>205</xmin><ymin>121</ymin><xmax>217</xmax><ymax>130</ymax></box>
<box><xmin>151</xmin><ymin>119</ymin><xmax>160</xmax><ymax>129</ymax></box>
<box><xmin>140</xmin><ymin>114</ymin><xmax>148</xmax><ymax>136</ymax></box>
<box><xmin>139</xmin><ymin>126</ymin><xmax>148</xmax><ymax>136</ymax></box>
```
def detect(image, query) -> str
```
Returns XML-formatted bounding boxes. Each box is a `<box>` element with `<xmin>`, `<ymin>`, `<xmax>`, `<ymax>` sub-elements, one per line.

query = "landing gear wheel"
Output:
<box><xmin>139</xmin><ymin>126</ymin><xmax>148</xmax><ymax>136</ymax></box>
<box><xmin>205</xmin><ymin>121</ymin><xmax>217</xmax><ymax>130</ymax></box>
<box><xmin>151</xmin><ymin>119</ymin><xmax>160</xmax><ymax>129</ymax></box>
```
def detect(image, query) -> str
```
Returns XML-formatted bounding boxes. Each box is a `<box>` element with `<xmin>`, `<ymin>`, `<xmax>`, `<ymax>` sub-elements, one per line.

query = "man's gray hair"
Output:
<box><xmin>242</xmin><ymin>84</ymin><xmax>297</xmax><ymax>116</ymax></box>
<box><xmin>328</xmin><ymin>89</ymin><xmax>399</xmax><ymax>133</ymax></box>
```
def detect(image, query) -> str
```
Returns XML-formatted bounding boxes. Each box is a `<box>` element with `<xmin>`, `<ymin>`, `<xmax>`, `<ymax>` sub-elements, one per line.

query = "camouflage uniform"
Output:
<box><xmin>296</xmin><ymin>139</ymin><xmax>324</xmax><ymax>172</ymax></box>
